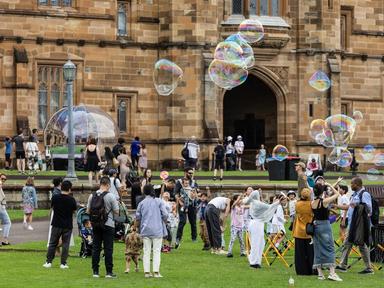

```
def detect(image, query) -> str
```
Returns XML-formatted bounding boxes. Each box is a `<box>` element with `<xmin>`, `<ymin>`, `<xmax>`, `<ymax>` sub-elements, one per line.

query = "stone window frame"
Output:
<box><xmin>37</xmin><ymin>63</ymin><xmax>75</xmax><ymax>129</ymax></box>
<box><xmin>340</xmin><ymin>6</ymin><xmax>353</xmax><ymax>51</ymax></box>
<box><xmin>232</xmin><ymin>0</ymin><xmax>287</xmax><ymax>17</ymax></box>
<box><xmin>115</xmin><ymin>94</ymin><xmax>134</xmax><ymax>136</ymax></box>
<box><xmin>37</xmin><ymin>0</ymin><xmax>74</xmax><ymax>7</ymax></box>
<box><xmin>117</xmin><ymin>1</ymin><xmax>131</xmax><ymax>39</ymax></box>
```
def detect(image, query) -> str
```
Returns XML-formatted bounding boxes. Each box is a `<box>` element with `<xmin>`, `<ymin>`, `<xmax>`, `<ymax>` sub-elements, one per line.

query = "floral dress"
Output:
<box><xmin>22</xmin><ymin>185</ymin><xmax>38</xmax><ymax>214</ymax></box>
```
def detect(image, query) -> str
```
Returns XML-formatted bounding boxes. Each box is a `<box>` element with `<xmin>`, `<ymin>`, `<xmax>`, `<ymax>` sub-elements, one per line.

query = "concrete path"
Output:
<box><xmin>4</xmin><ymin>219</ymin><xmax>51</xmax><ymax>245</ymax></box>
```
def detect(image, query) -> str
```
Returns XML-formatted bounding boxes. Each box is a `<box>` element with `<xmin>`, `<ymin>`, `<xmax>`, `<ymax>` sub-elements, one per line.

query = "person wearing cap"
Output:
<box><xmin>292</xmin><ymin>188</ymin><xmax>314</xmax><ymax>275</ymax></box>
<box><xmin>225</xmin><ymin>136</ymin><xmax>236</xmax><ymax>171</ymax></box>
<box><xmin>234</xmin><ymin>136</ymin><xmax>245</xmax><ymax>171</ymax></box>
<box><xmin>295</xmin><ymin>162</ymin><xmax>309</xmax><ymax>198</ymax></box>
<box><xmin>108</xmin><ymin>168</ymin><xmax>122</xmax><ymax>200</ymax></box>
<box><xmin>287</xmin><ymin>191</ymin><xmax>297</xmax><ymax>223</ymax></box>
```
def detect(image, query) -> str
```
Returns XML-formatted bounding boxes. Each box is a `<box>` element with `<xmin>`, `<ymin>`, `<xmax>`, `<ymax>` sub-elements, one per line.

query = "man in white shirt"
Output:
<box><xmin>108</xmin><ymin>169</ymin><xmax>122</xmax><ymax>200</ymax></box>
<box><xmin>184</xmin><ymin>136</ymin><xmax>200</xmax><ymax>170</ymax></box>
<box><xmin>234</xmin><ymin>136</ymin><xmax>245</xmax><ymax>171</ymax></box>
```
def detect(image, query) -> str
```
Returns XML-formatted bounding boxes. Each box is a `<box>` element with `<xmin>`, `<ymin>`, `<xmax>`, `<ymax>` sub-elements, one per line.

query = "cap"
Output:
<box><xmin>295</xmin><ymin>162</ymin><xmax>306</xmax><ymax>169</ymax></box>
<box><xmin>108</xmin><ymin>168</ymin><xmax>118</xmax><ymax>176</ymax></box>
<box><xmin>315</xmin><ymin>176</ymin><xmax>325</xmax><ymax>183</ymax></box>
<box><xmin>237</xmin><ymin>135</ymin><xmax>242</xmax><ymax>140</ymax></box>
<box><xmin>287</xmin><ymin>190</ymin><xmax>296</xmax><ymax>197</ymax></box>
<box><xmin>227</xmin><ymin>136</ymin><xmax>233</xmax><ymax>141</ymax></box>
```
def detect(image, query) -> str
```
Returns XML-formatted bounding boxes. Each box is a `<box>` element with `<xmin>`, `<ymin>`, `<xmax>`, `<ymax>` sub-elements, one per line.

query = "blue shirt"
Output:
<box><xmin>347</xmin><ymin>187</ymin><xmax>372</xmax><ymax>227</ymax></box>
<box><xmin>5</xmin><ymin>140</ymin><xmax>12</xmax><ymax>154</ymax></box>
<box><xmin>136</xmin><ymin>196</ymin><xmax>168</xmax><ymax>238</ymax></box>
<box><xmin>131</xmin><ymin>140</ymin><xmax>141</xmax><ymax>156</ymax></box>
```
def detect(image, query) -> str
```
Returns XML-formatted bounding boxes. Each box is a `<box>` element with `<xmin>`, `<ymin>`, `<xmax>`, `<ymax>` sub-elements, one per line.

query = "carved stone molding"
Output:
<box><xmin>264</xmin><ymin>66</ymin><xmax>289</xmax><ymax>87</ymax></box>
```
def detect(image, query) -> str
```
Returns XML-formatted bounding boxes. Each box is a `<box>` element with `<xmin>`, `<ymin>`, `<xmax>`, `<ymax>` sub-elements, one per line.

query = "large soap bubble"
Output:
<box><xmin>309</xmin><ymin>119</ymin><xmax>326</xmax><ymax>140</ymax></box>
<box><xmin>225</xmin><ymin>34</ymin><xmax>255</xmax><ymax>68</ymax></box>
<box><xmin>352</xmin><ymin>111</ymin><xmax>363</xmax><ymax>124</ymax></box>
<box><xmin>153</xmin><ymin>59</ymin><xmax>183</xmax><ymax>96</ymax></box>
<box><xmin>328</xmin><ymin>148</ymin><xmax>352</xmax><ymax>168</ymax></box>
<box><xmin>238</xmin><ymin>19</ymin><xmax>264</xmax><ymax>44</ymax></box>
<box><xmin>309</xmin><ymin>70</ymin><xmax>331</xmax><ymax>92</ymax></box>
<box><xmin>367</xmin><ymin>168</ymin><xmax>380</xmax><ymax>181</ymax></box>
<box><xmin>374</xmin><ymin>153</ymin><xmax>384</xmax><ymax>167</ymax></box>
<box><xmin>360</xmin><ymin>145</ymin><xmax>375</xmax><ymax>161</ymax></box>
<box><xmin>208</xmin><ymin>59</ymin><xmax>248</xmax><ymax>90</ymax></box>
<box><xmin>214</xmin><ymin>41</ymin><xmax>245</xmax><ymax>66</ymax></box>
<box><xmin>325</xmin><ymin>114</ymin><xmax>356</xmax><ymax>149</ymax></box>
<box><xmin>272</xmin><ymin>145</ymin><xmax>289</xmax><ymax>161</ymax></box>
<box><xmin>44</xmin><ymin>104</ymin><xmax>119</xmax><ymax>154</ymax></box>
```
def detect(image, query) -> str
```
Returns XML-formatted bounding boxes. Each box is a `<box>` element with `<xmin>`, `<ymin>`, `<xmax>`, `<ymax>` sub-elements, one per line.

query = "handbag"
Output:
<box><xmin>306</xmin><ymin>222</ymin><xmax>315</xmax><ymax>236</ymax></box>
<box><xmin>112</xmin><ymin>157</ymin><xmax>119</xmax><ymax>168</ymax></box>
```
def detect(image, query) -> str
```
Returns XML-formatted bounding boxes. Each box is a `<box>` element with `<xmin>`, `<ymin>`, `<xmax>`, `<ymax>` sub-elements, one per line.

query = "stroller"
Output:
<box><xmin>76</xmin><ymin>207</ymin><xmax>93</xmax><ymax>258</ymax></box>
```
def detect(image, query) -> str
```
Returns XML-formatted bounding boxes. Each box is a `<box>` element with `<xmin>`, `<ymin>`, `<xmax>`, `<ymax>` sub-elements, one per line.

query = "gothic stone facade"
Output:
<box><xmin>0</xmin><ymin>0</ymin><xmax>383</xmax><ymax>169</ymax></box>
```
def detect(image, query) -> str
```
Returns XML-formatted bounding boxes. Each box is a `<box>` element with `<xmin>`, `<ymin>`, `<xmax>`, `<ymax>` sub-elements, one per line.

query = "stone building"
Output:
<box><xmin>0</xmin><ymin>0</ymin><xmax>383</xmax><ymax>169</ymax></box>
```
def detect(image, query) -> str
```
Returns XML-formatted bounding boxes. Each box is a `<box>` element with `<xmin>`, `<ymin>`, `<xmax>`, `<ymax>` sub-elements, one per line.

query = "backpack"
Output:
<box><xmin>114</xmin><ymin>200</ymin><xmax>132</xmax><ymax>224</ymax></box>
<box><xmin>359</xmin><ymin>190</ymin><xmax>380</xmax><ymax>226</ymax></box>
<box><xmin>181</xmin><ymin>142</ymin><xmax>190</xmax><ymax>159</ymax></box>
<box><xmin>89</xmin><ymin>191</ymin><xmax>109</xmax><ymax>229</ymax></box>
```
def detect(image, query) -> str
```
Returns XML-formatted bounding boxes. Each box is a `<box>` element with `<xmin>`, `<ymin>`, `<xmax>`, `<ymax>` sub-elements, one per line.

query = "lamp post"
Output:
<box><xmin>63</xmin><ymin>60</ymin><xmax>77</xmax><ymax>181</ymax></box>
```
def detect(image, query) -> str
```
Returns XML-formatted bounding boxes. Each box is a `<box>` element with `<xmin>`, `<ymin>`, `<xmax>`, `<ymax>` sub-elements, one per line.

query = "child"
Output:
<box><xmin>270</xmin><ymin>194</ymin><xmax>287</xmax><ymax>248</ymax></box>
<box><xmin>335</xmin><ymin>185</ymin><xmax>349</xmax><ymax>242</ymax></box>
<box><xmin>161</xmin><ymin>192</ymin><xmax>175</xmax><ymax>252</ymax></box>
<box><xmin>227</xmin><ymin>195</ymin><xmax>246</xmax><ymax>258</ymax></box>
<box><xmin>178</xmin><ymin>178</ymin><xmax>192</xmax><ymax>212</ymax></box>
<box><xmin>197</xmin><ymin>192</ymin><xmax>210</xmax><ymax>250</ymax></box>
<box><xmin>80</xmin><ymin>219</ymin><xmax>93</xmax><ymax>246</ymax></box>
<box><xmin>21</xmin><ymin>177</ymin><xmax>38</xmax><ymax>231</ymax></box>
<box><xmin>168</xmin><ymin>202</ymin><xmax>179</xmax><ymax>248</ymax></box>
<box><xmin>219</xmin><ymin>217</ymin><xmax>226</xmax><ymax>250</ymax></box>
<box><xmin>125</xmin><ymin>226</ymin><xmax>143</xmax><ymax>273</ymax></box>
<box><xmin>287</xmin><ymin>191</ymin><xmax>297</xmax><ymax>230</ymax></box>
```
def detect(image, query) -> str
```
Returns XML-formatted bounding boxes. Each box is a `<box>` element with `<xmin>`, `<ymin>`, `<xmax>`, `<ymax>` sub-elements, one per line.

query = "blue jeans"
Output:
<box><xmin>0</xmin><ymin>207</ymin><xmax>11</xmax><ymax>238</ymax></box>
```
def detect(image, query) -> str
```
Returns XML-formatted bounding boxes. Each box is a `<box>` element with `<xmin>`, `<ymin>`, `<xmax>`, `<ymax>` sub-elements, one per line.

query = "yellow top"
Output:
<box><xmin>292</xmin><ymin>200</ymin><xmax>313</xmax><ymax>239</ymax></box>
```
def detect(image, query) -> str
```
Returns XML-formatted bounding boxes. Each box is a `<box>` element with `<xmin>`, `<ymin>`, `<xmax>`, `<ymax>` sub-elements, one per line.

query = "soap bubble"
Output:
<box><xmin>272</xmin><ymin>145</ymin><xmax>289</xmax><ymax>161</ymax></box>
<box><xmin>238</xmin><ymin>19</ymin><xmax>264</xmax><ymax>44</ymax></box>
<box><xmin>214</xmin><ymin>41</ymin><xmax>245</xmax><ymax>66</ymax></box>
<box><xmin>208</xmin><ymin>59</ymin><xmax>248</xmax><ymax>90</ymax></box>
<box><xmin>352</xmin><ymin>111</ymin><xmax>363</xmax><ymax>123</ymax></box>
<box><xmin>328</xmin><ymin>148</ymin><xmax>352</xmax><ymax>168</ymax></box>
<box><xmin>325</xmin><ymin>114</ymin><xmax>356</xmax><ymax>149</ymax></box>
<box><xmin>44</xmin><ymin>104</ymin><xmax>119</xmax><ymax>154</ymax></box>
<box><xmin>309</xmin><ymin>70</ymin><xmax>331</xmax><ymax>92</ymax></box>
<box><xmin>309</xmin><ymin>119</ymin><xmax>326</xmax><ymax>140</ymax></box>
<box><xmin>367</xmin><ymin>168</ymin><xmax>380</xmax><ymax>181</ymax></box>
<box><xmin>360</xmin><ymin>145</ymin><xmax>375</xmax><ymax>161</ymax></box>
<box><xmin>374</xmin><ymin>153</ymin><xmax>384</xmax><ymax>167</ymax></box>
<box><xmin>153</xmin><ymin>59</ymin><xmax>183</xmax><ymax>96</ymax></box>
<box><xmin>225</xmin><ymin>34</ymin><xmax>255</xmax><ymax>68</ymax></box>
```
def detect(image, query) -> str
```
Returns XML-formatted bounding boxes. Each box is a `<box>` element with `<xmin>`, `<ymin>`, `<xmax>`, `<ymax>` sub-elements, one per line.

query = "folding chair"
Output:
<box><xmin>245</xmin><ymin>231</ymin><xmax>270</xmax><ymax>266</ymax></box>
<box><xmin>264</xmin><ymin>232</ymin><xmax>291</xmax><ymax>268</ymax></box>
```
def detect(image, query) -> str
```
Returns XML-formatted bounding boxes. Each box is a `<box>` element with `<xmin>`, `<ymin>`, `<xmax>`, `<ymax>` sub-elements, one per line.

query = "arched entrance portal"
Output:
<box><xmin>224</xmin><ymin>74</ymin><xmax>277</xmax><ymax>149</ymax></box>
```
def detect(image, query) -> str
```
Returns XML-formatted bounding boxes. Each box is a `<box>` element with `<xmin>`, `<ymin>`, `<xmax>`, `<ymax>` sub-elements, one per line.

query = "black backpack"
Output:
<box><xmin>181</xmin><ymin>142</ymin><xmax>190</xmax><ymax>159</ymax></box>
<box><xmin>359</xmin><ymin>190</ymin><xmax>380</xmax><ymax>226</ymax></box>
<box><xmin>89</xmin><ymin>191</ymin><xmax>109</xmax><ymax>229</ymax></box>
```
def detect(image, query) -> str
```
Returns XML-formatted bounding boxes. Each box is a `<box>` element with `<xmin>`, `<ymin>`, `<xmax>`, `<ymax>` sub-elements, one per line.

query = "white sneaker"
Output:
<box><xmin>328</xmin><ymin>274</ymin><xmax>342</xmax><ymax>282</ymax></box>
<box><xmin>144</xmin><ymin>273</ymin><xmax>153</xmax><ymax>278</ymax></box>
<box><xmin>23</xmin><ymin>222</ymin><xmax>28</xmax><ymax>229</ymax></box>
<box><xmin>27</xmin><ymin>225</ymin><xmax>34</xmax><ymax>231</ymax></box>
<box><xmin>43</xmin><ymin>262</ymin><xmax>52</xmax><ymax>268</ymax></box>
<box><xmin>215</xmin><ymin>249</ymin><xmax>228</xmax><ymax>255</ymax></box>
<box><xmin>153</xmin><ymin>273</ymin><xmax>163</xmax><ymax>278</ymax></box>
<box><xmin>60</xmin><ymin>264</ymin><xmax>69</xmax><ymax>269</ymax></box>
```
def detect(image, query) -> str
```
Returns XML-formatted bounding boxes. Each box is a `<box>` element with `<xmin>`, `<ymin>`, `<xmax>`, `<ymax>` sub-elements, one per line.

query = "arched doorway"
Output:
<box><xmin>223</xmin><ymin>74</ymin><xmax>277</xmax><ymax>149</ymax></box>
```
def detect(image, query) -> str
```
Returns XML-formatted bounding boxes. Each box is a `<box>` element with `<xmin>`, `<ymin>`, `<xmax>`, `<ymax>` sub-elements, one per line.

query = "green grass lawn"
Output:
<box><xmin>7</xmin><ymin>209</ymin><xmax>50</xmax><ymax>221</ymax></box>
<box><xmin>0</xmin><ymin>223</ymin><xmax>382</xmax><ymax>288</ymax></box>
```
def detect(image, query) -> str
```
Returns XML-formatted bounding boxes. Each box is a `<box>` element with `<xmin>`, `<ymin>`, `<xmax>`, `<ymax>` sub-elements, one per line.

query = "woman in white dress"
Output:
<box><xmin>242</xmin><ymin>189</ymin><xmax>285</xmax><ymax>268</ymax></box>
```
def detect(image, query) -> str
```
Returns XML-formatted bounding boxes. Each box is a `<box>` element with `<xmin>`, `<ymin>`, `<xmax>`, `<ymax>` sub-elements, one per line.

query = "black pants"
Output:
<box><xmin>92</xmin><ymin>225</ymin><xmax>115</xmax><ymax>274</ymax></box>
<box><xmin>294</xmin><ymin>238</ymin><xmax>315</xmax><ymax>275</ymax></box>
<box><xmin>131</xmin><ymin>154</ymin><xmax>139</xmax><ymax>168</ymax></box>
<box><xmin>205</xmin><ymin>204</ymin><xmax>221</xmax><ymax>249</ymax></box>
<box><xmin>46</xmin><ymin>226</ymin><xmax>72</xmax><ymax>265</ymax></box>
<box><xmin>176</xmin><ymin>206</ymin><xmax>197</xmax><ymax>241</ymax></box>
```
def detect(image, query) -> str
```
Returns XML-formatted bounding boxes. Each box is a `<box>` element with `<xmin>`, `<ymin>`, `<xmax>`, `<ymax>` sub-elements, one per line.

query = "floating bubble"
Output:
<box><xmin>160</xmin><ymin>170</ymin><xmax>169</xmax><ymax>180</ymax></box>
<box><xmin>325</xmin><ymin>114</ymin><xmax>356</xmax><ymax>149</ymax></box>
<box><xmin>374</xmin><ymin>153</ymin><xmax>384</xmax><ymax>167</ymax></box>
<box><xmin>352</xmin><ymin>111</ymin><xmax>363</xmax><ymax>124</ymax></box>
<box><xmin>214</xmin><ymin>41</ymin><xmax>245</xmax><ymax>67</ymax></box>
<box><xmin>309</xmin><ymin>119</ymin><xmax>326</xmax><ymax>140</ymax></box>
<box><xmin>238</xmin><ymin>19</ymin><xmax>264</xmax><ymax>44</ymax></box>
<box><xmin>360</xmin><ymin>145</ymin><xmax>375</xmax><ymax>161</ymax></box>
<box><xmin>367</xmin><ymin>168</ymin><xmax>380</xmax><ymax>181</ymax></box>
<box><xmin>272</xmin><ymin>145</ymin><xmax>289</xmax><ymax>161</ymax></box>
<box><xmin>208</xmin><ymin>59</ymin><xmax>248</xmax><ymax>90</ymax></box>
<box><xmin>328</xmin><ymin>148</ymin><xmax>352</xmax><ymax>168</ymax></box>
<box><xmin>309</xmin><ymin>70</ymin><xmax>331</xmax><ymax>92</ymax></box>
<box><xmin>153</xmin><ymin>59</ymin><xmax>183</xmax><ymax>96</ymax></box>
<box><xmin>225</xmin><ymin>34</ymin><xmax>255</xmax><ymax>68</ymax></box>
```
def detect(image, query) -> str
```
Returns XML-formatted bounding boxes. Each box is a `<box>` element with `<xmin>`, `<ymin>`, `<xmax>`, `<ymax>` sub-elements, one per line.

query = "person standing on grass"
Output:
<box><xmin>13</xmin><ymin>129</ymin><xmax>26</xmax><ymax>174</ymax></box>
<box><xmin>334</xmin><ymin>184</ymin><xmax>349</xmax><ymax>242</ymax></box>
<box><xmin>227</xmin><ymin>194</ymin><xmax>246</xmax><ymax>258</ymax></box>
<box><xmin>84</xmin><ymin>138</ymin><xmax>102</xmax><ymax>186</ymax></box>
<box><xmin>135</xmin><ymin>184</ymin><xmax>168</xmax><ymax>278</ymax></box>
<box><xmin>257</xmin><ymin>144</ymin><xmax>266</xmax><ymax>171</ymax></box>
<box><xmin>184</xmin><ymin>136</ymin><xmax>200</xmax><ymax>170</ymax></box>
<box><xmin>43</xmin><ymin>180</ymin><xmax>77</xmax><ymax>269</ymax></box>
<box><xmin>87</xmin><ymin>176</ymin><xmax>119</xmax><ymax>278</ymax></box>
<box><xmin>0</xmin><ymin>174</ymin><xmax>11</xmax><ymax>246</ymax></box>
<box><xmin>21</xmin><ymin>177</ymin><xmax>38</xmax><ymax>231</ymax></box>
<box><xmin>213</xmin><ymin>140</ymin><xmax>225</xmax><ymax>181</ymax></box>
<box><xmin>295</xmin><ymin>162</ymin><xmax>309</xmax><ymax>198</ymax></box>
<box><xmin>234</xmin><ymin>135</ymin><xmax>245</xmax><ymax>171</ymax></box>
<box><xmin>205</xmin><ymin>196</ymin><xmax>231</xmax><ymax>255</ymax></box>
<box><xmin>242</xmin><ymin>188</ymin><xmax>283</xmax><ymax>269</ymax></box>
<box><xmin>4</xmin><ymin>137</ymin><xmax>12</xmax><ymax>170</ymax></box>
<box><xmin>336</xmin><ymin>177</ymin><xmax>374</xmax><ymax>275</ymax></box>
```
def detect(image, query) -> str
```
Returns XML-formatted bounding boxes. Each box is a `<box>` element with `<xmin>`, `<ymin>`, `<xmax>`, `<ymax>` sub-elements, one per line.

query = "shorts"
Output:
<box><xmin>214</xmin><ymin>159</ymin><xmax>224</xmax><ymax>170</ymax></box>
<box><xmin>5</xmin><ymin>153</ymin><xmax>11</xmax><ymax>162</ymax></box>
<box><xmin>15</xmin><ymin>151</ymin><xmax>25</xmax><ymax>159</ymax></box>
<box><xmin>185</xmin><ymin>158</ymin><xmax>197</xmax><ymax>169</ymax></box>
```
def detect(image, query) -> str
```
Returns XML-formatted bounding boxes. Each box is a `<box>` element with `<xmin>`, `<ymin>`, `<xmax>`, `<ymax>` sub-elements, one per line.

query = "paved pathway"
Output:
<box><xmin>4</xmin><ymin>219</ymin><xmax>51</xmax><ymax>245</ymax></box>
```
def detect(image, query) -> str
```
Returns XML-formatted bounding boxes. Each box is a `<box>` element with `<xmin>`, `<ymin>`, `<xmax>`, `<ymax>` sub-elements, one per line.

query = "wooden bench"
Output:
<box><xmin>366</xmin><ymin>185</ymin><xmax>384</xmax><ymax>206</ymax></box>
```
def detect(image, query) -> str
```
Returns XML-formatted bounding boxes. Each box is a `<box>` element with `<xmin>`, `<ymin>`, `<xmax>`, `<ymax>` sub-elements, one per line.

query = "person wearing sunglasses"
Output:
<box><xmin>0</xmin><ymin>174</ymin><xmax>11</xmax><ymax>246</ymax></box>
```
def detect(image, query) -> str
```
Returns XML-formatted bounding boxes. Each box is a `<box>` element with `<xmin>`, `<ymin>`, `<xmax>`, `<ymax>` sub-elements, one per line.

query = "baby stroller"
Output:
<box><xmin>77</xmin><ymin>207</ymin><xmax>93</xmax><ymax>258</ymax></box>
